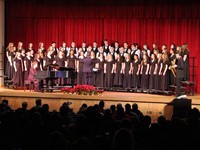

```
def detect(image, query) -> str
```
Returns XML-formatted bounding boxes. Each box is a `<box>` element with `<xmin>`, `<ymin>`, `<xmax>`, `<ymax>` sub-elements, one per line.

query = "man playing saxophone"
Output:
<box><xmin>169</xmin><ymin>60</ymin><xmax>176</xmax><ymax>77</ymax></box>
<box><xmin>173</xmin><ymin>52</ymin><xmax>184</xmax><ymax>97</ymax></box>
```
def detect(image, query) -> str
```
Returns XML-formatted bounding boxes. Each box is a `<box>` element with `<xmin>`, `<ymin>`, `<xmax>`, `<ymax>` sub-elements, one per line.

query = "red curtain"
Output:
<box><xmin>5</xmin><ymin>0</ymin><xmax>200</xmax><ymax>93</ymax></box>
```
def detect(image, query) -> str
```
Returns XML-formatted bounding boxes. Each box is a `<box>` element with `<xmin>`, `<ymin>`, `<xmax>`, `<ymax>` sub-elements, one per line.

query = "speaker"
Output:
<box><xmin>173</xmin><ymin>98</ymin><xmax>192</xmax><ymax>118</ymax></box>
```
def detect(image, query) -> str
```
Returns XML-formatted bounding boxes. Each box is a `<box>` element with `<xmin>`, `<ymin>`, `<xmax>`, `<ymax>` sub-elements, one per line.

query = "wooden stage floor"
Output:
<box><xmin>0</xmin><ymin>88</ymin><xmax>199</xmax><ymax>122</ymax></box>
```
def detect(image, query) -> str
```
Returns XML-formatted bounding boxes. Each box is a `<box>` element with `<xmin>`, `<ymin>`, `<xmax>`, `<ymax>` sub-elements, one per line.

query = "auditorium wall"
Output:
<box><xmin>0</xmin><ymin>0</ymin><xmax>5</xmax><ymax>87</ymax></box>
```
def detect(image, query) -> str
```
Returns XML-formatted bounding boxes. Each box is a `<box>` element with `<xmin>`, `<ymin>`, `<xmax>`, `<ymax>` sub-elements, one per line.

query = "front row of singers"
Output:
<box><xmin>21</xmin><ymin>50</ymin><xmax>184</xmax><ymax>96</ymax></box>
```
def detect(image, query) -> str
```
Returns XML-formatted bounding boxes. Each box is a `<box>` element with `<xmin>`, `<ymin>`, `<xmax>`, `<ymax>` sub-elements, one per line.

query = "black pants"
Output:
<box><xmin>83</xmin><ymin>72</ymin><xmax>93</xmax><ymax>85</ymax></box>
<box><xmin>176</xmin><ymin>77</ymin><xmax>182</xmax><ymax>96</ymax></box>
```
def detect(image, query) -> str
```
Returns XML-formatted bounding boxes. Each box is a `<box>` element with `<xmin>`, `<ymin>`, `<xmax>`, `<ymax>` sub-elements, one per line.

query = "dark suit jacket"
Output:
<box><xmin>80</xmin><ymin>56</ymin><xmax>99</xmax><ymax>72</ymax></box>
<box><xmin>176</xmin><ymin>57</ymin><xmax>184</xmax><ymax>79</ymax></box>
<box><xmin>93</xmin><ymin>47</ymin><xmax>98</xmax><ymax>54</ymax></box>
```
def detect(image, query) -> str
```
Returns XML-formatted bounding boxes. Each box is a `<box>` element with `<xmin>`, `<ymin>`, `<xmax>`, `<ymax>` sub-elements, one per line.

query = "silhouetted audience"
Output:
<box><xmin>132</xmin><ymin>103</ymin><xmax>144</xmax><ymax>122</ymax></box>
<box><xmin>0</xmin><ymin>99</ymin><xmax>199</xmax><ymax>150</ymax></box>
<box><xmin>77</xmin><ymin>103</ymin><xmax>87</xmax><ymax>115</ymax></box>
<box><xmin>99</xmin><ymin>100</ymin><xmax>105</xmax><ymax>114</ymax></box>
<box><xmin>113</xmin><ymin>128</ymin><xmax>134</xmax><ymax>150</ymax></box>
<box><xmin>30</xmin><ymin>98</ymin><xmax>42</xmax><ymax>112</ymax></box>
<box><xmin>110</xmin><ymin>105</ymin><xmax>116</xmax><ymax>115</ymax></box>
<box><xmin>0</xmin><ymin>99</ymin><xmax>13</xmax><ymax>113</ymax></box>
<box><xmin>16</xmin><ymin>101</ymin><xmax>28</xmax><ymax>114</ymax></box>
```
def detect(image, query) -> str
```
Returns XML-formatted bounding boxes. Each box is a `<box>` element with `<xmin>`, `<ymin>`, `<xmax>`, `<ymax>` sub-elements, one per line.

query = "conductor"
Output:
<box><xmin>79</xmin><ymin>51</ymin><xmax>99</xmax><ymax>85</ymax></box>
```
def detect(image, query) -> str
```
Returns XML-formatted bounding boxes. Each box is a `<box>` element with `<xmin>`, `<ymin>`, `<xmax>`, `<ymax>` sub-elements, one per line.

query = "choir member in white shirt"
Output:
<box><xmin>103</xmin><ymin>39</ymin><xmax>110</xmax><ymax>54</ymax></box>
<box><xmin>68</xmin><ymin>41</ymin><xmax>78</xmax><ymax>56</ymax></box>
<box><xmin>96</xmin><ymin>46</ymin><xmax>106</xmax><ymax>59</ymax></box>
<box><xmin>108</xmin><ymin>46</ymin><xmax>117</xmax><ymax>60</ymax></box>
<box><xmin>141</xmin><ymin>44</ymin><xmax>151</xmax><ymax>59</ymax></box>
<box><xmin>123</xmin><ymin>42</ymin><xmax>130</xmax><ymax>53</ymax></box>
<box><xmin>82</xmin><ymin>41</ymin><xmax>87</xmax><ymax>53</ymax></box>
<box><xmin>119</xmin><ymin>47</ymin><xmax>125</xmax><ymax>62</ymax></box>
<box><xmin>92</xmin><ymin>41</ymin><xmax>98</xmax><ymax>55</ymax></box>
<box><xmin>130</xmin><ymin>43</ymin><xmax>141</xmax><ymax>61</ymax></box>
<box><xmin>114</xmin><ymin>41</ymin><xmax>120</xmax><ymax>54</ymax></box>
<box><xmin>61</xmin><ymin>41</ymin><xmax>68</xmax><ymax>57</ymax></box>
<box><xmin>51</xmin><ymin>42</ymin><xmax>59</xmax><ymax>57</ymax></box>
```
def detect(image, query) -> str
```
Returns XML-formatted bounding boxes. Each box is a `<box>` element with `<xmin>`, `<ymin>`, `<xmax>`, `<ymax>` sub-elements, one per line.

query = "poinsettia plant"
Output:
<box><xmin>61</xmin><ymin>84</ymin><xmax>104</xmax><ymax>95</ymax></box>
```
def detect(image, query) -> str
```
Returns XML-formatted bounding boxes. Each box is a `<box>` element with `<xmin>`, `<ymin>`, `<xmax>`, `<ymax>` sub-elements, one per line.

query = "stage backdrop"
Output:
<box><xmin>5</xmin><ymin>0</ymin><xmax>200</xmax><ymax>93</ymax></box>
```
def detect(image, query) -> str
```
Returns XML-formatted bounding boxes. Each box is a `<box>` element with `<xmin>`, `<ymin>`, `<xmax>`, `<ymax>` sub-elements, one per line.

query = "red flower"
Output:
<box><xmin>62</xmin><ymin>84</ymin><xmax>104</xmax><ymax>95</ymax></box>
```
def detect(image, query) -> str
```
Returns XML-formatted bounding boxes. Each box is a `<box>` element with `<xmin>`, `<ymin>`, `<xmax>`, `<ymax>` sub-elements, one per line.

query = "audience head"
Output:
<box><xmin>82</xmin><ymin>103</ymin><xmax>87</xmax><ymax>109</ymax></box>
<box><xmin>110</xmin><ymin>105</ymin><xmax>116</xmax><ymax>113</ymax></box>
<box><xmin>22</xmin><ymin>101</ymin><xmax>28</xmax><ymax>109</ymax></box>
<box><xmin>113</xmin><ymin>128</ymin><xmax>134</xmax><ymax>150</ymax></box>
<box><xmin>99</xmin><ymin>100</ymin><xmax>105</xmax><ymax>109</ymax></box>
<box><xmin>2</xmin><ymin>99</ymin><xmax>9</xmax><ymax>105</ymax></box>
<box><xmin>116</xmin><ymin>103</ymin><xmax>122</xmax><ymax>109</ymax></box>
<box><xmin>94</xmin><ymin>104</ymin><xmax>101</xmax><ymax>113</ymax></box>
<box><xmin>157</xmin><ymin>115</ymin><xmax>166</xmax><ymax>125</ymax></box>
<box><xmin>125</xmin><ymin>103</ymin><xmax>131</xmax><ymax>112</ymax></box>
<box><xmin>143</xmin><ymin>115</ymin><xmax>152</xmax><ymax>127</ymax></box>
<box><xmin>42</xmin><ymin>104</ymin><xmax>49</xmax><ymax>113</ymax></box>
<box><xmin>59</xmin><ymin>102</ymin><xmax>72</xmax><ymax>114</ymax></box>
<box><xmin>116</xmin><ymin>106</ymin><xmax>125</xmax><ymax>120</ymax></box>
<box><xmin>35</xmin><ymin>98</ymin><xmax>42</xmax><ymax>107</ymax></box>
<box><xmin>132</xmin><ymin>103</ymin><xmax>138</xmax><ymax>111</ymax></box>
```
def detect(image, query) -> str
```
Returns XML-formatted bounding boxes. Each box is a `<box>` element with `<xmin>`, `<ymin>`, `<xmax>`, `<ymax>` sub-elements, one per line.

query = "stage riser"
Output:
<box><xmin>0</xmin><ymin>96</ymin><xmax>175</xmax><ymax>122</ymax></box>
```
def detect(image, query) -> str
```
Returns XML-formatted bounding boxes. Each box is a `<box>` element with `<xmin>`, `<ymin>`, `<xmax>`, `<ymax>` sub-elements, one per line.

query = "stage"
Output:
<box><xmin>0</xmin><ymin>88</ymin><xmax>199</xmax><ymax>122</ymax></box>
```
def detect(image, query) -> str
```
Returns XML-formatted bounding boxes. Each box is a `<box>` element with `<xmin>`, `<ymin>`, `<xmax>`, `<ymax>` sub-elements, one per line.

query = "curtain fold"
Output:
<box><xmin>5</xmin><ymin>0</ymin><xmax>200</xmax><ymax>92</ymax></box>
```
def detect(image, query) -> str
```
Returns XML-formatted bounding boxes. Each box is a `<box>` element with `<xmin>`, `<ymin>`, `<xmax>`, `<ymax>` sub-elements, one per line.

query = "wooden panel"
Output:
<box><xmin>0</xmin><ymin>89</ymin><xmax>199</xmax><ymax>122</ymax></box>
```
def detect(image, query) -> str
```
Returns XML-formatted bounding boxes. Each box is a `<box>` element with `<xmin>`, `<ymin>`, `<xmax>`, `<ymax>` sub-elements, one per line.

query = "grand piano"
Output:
<box><xmin>34</xmin><ymin>64</ymin><xmax>75</xmax><ymax>92</ymax></box>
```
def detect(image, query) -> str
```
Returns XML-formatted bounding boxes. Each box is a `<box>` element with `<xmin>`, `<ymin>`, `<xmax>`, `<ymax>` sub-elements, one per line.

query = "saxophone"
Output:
<box><xmin>169</xmin><ymin>60</ymin><xmax>176</xmax><ymax>77</ymax></box>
